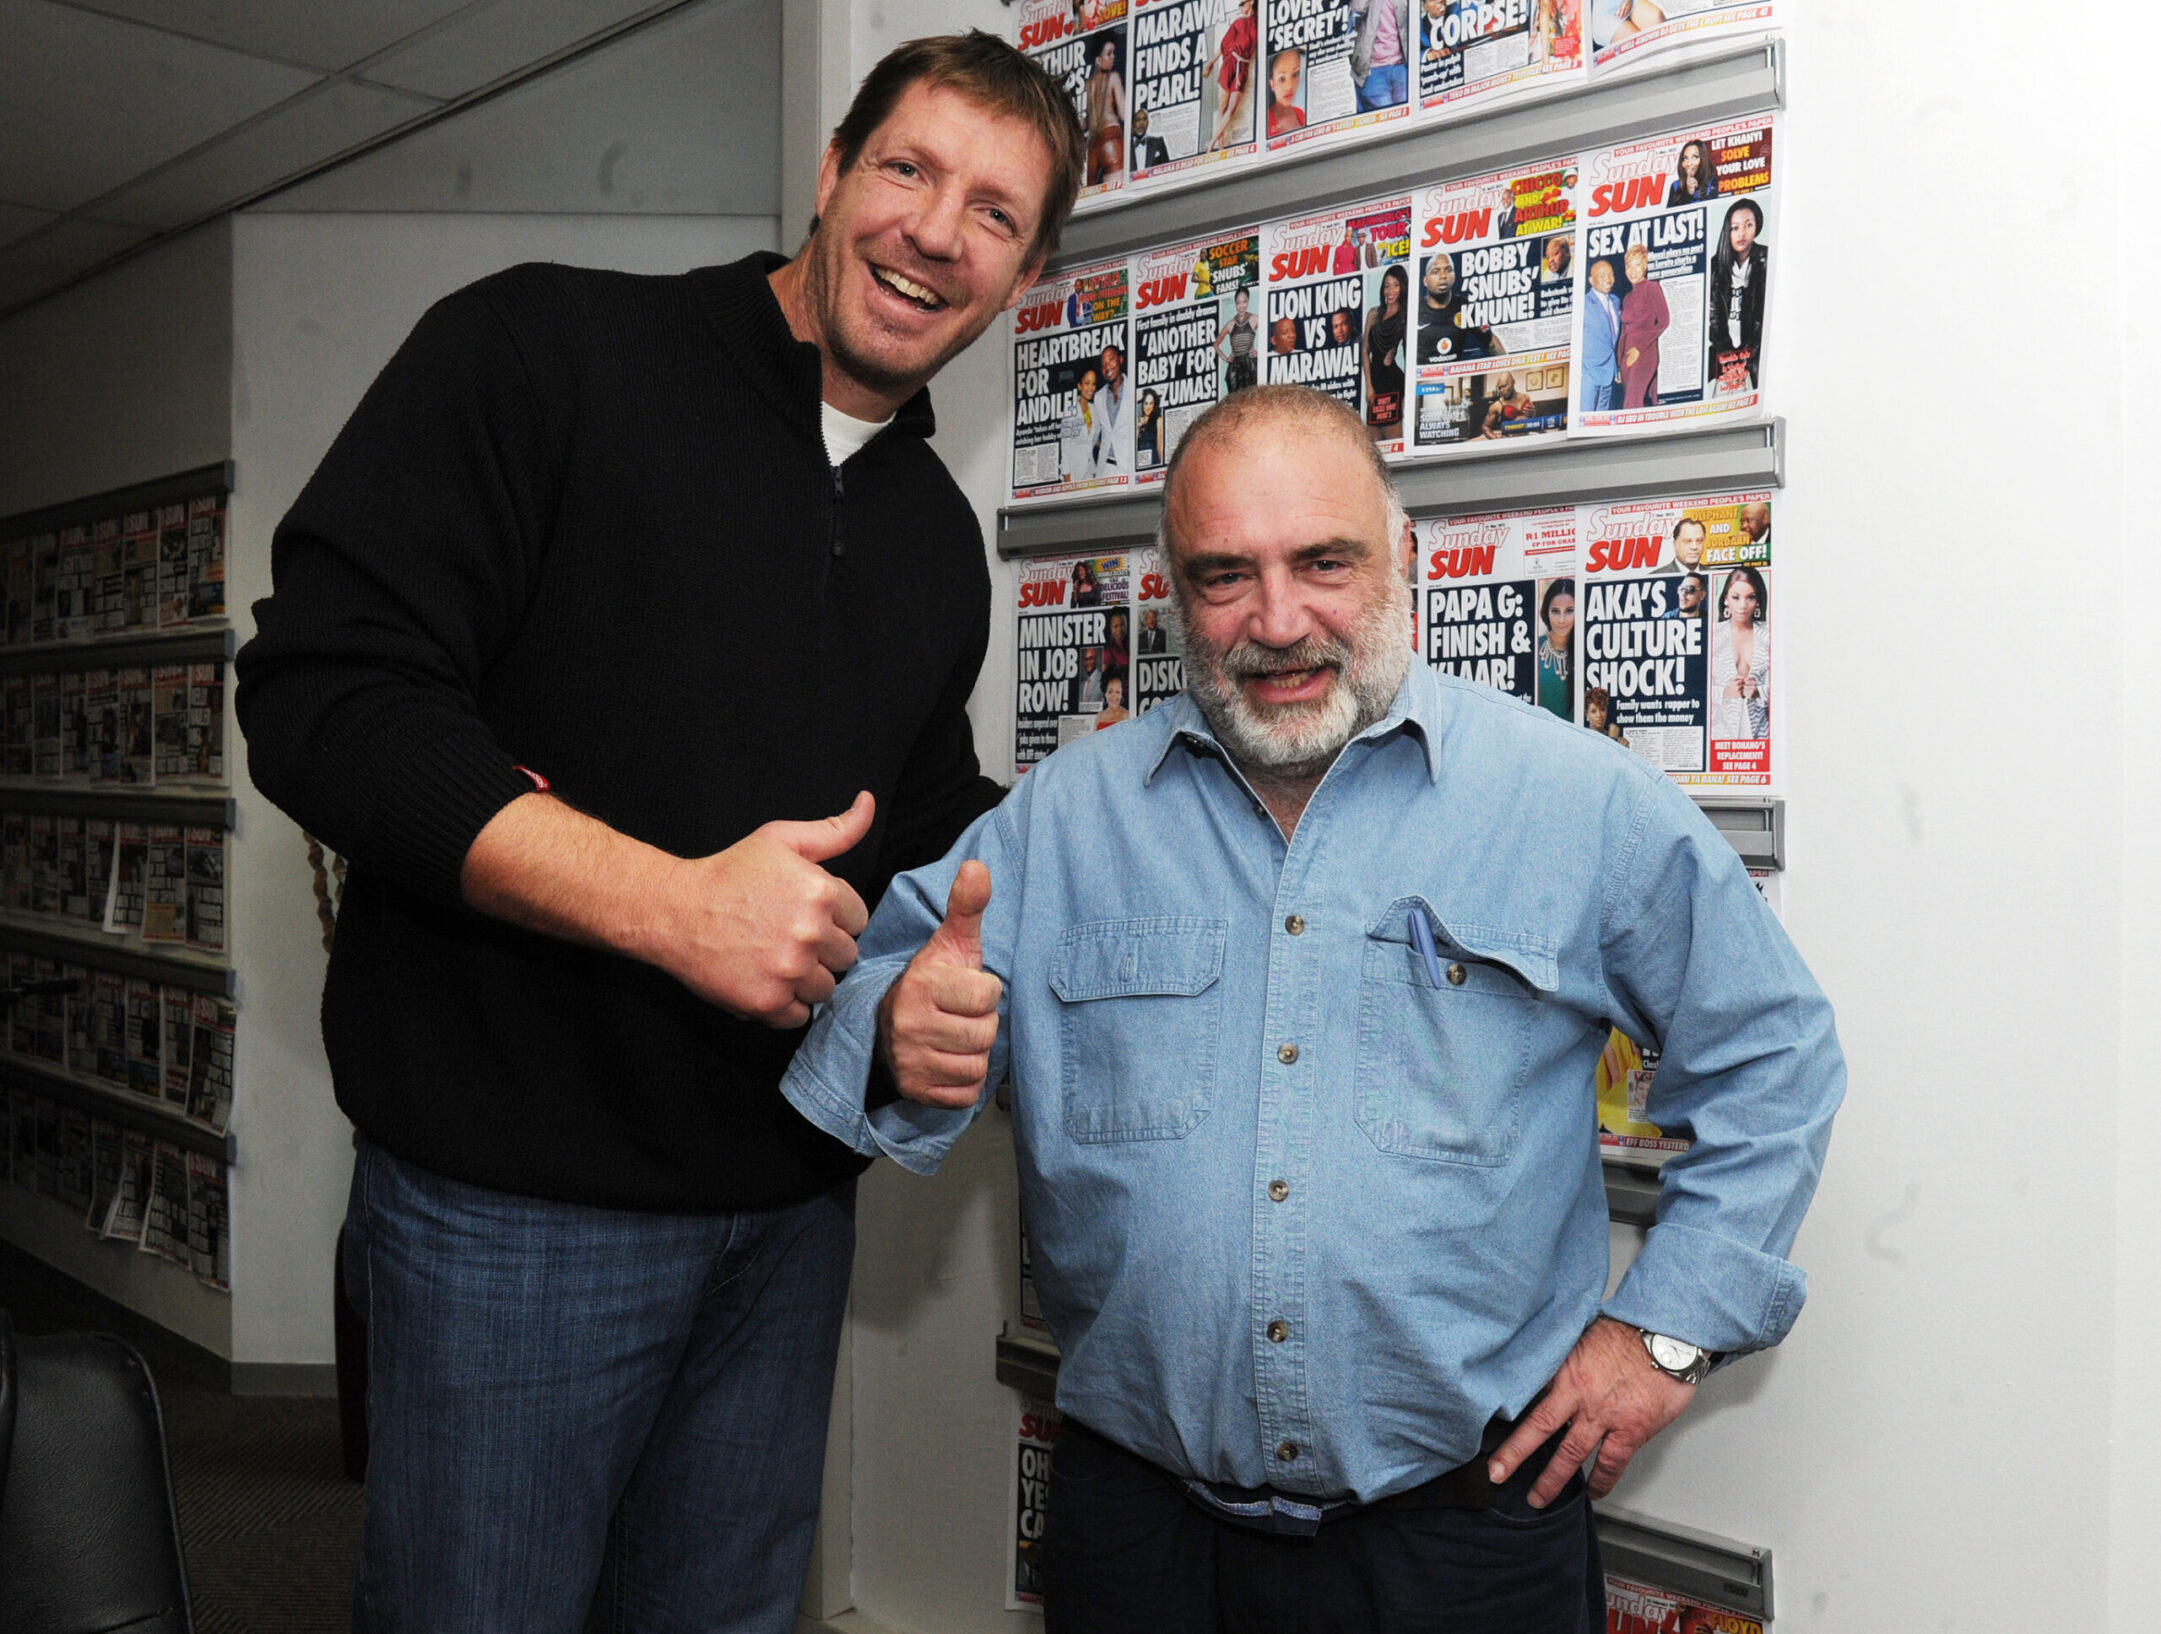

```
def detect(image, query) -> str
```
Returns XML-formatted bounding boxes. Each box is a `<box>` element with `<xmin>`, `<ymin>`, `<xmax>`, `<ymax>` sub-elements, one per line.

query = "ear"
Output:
<box><xmin>813</xmin><ymin>138</ymin><xmax>845</xmax><ymax>224</ymax></box>
<box><xmin>1396</xmin><ymin>516</ymin><xmax>1415</xmax><ymax>580</ymax></box>
<box><xmin>1000</xmin><ymin>249</ymin><xmax>1050</xmax><ymax>314</ymax></box>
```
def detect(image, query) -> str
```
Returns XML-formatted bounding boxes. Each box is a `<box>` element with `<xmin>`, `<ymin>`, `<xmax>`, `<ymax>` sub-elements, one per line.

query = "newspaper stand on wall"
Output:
<box><xmin>1263</xmin><ymin>192</ymin><xmax>1413</xmax><ymax>455</ymax></box>
<box><xmin>1418</xmin><ymin>0</ymin><xmax>1585</xmax><ymax>115</ymax></box>
<box><xmin>1411</xmin><ymin>157</ymin><xmax>1578</xmax><ymax>452</ymax></box>
<box><xmin>1128</xmin><ymin>0</ymin><xmax>1260</xmax><ymax>189</ymax></box>
<box><xmin>1128</xmin><ymin>545</ymin><xmax>1185</xmax><ymax>714</ymax></box>
<box><xmin>1009</xmin><ymin>257</ymin><xmax>1135</xmax><ymax>504</ymax></box>
<box><xmin>1591</xmin><ymin>0</ymin><xmax>1774</xmax><ymax>75</ymax></box>
<box><xmin>1019</xmin><ymin>0</ymin><xmax>1130</xmax><ymax>204</ymax></box>
<box><xmin>1578</xmin><ymin>488</ymin><xmax>1774</xmax><ymax>791</ymax></box>
<box><xmin>1573</xmin><ymin>114</ymin><xmax>1778</xmax><ymax>434</ymax></box>
<box><xmin>1263</xmin><ymin>0</ymin><xmax>1413</xmax><ymax>155</ymax></box>
<box><xmin>1131</xmin><ymin>227</ymin><xmax>1263</xmax><ymax>482</ymax></box>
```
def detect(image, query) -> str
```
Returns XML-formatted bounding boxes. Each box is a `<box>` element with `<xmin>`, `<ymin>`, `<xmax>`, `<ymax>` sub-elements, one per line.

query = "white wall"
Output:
<box><xmin>827</xmin><ymin>4</ymin><xmax>2161</xmax><ymax>1632</ymax></box>
<box><xmin>223</xmin><ymin>210</ymin><xmax>780</xmax><ymax>1373</ymax></box>
<box><xmin>0</xmin><ymin>218</ymin><xmax>232</xmax><ymax>518</ymax></box>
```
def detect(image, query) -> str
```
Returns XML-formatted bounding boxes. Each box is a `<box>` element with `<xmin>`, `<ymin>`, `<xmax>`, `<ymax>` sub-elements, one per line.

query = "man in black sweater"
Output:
<box><xmin>237</xmin><ymin>34</ymin><xmax>1082</xmax><ymax>1633</ymax></box>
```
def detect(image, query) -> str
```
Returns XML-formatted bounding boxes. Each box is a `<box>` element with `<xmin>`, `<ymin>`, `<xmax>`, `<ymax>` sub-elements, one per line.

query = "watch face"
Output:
<box><xmin>1648</xmin><ymin>1333</ymin><xmax>1699</xmax><ymax>1371</ymax></box>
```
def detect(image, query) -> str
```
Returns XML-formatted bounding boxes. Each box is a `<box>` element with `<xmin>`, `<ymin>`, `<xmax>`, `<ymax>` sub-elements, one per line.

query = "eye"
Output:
<box><xmin>889</xmin><ymin>159</ymin><xmax>921</xmax><ymax>179</ymax></box>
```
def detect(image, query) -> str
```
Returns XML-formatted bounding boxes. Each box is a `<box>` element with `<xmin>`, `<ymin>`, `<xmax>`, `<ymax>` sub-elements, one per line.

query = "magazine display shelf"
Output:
<box><xmin>0</xmin><ymin>626</ymin><xmax>234</xmax><ymax>679</ymax></box>
<box><xmin>0</xmin><ymin>464</ymin><xmax>240</xmax><ymax>1294</ymax></box>
<box><xmin>998</xmin><ymin>419</ymin><xmax>1786</xmax><ymax>557</ymax></box>
<box><xmin>996</xmin><ymin>1330</ymin><xmax>1774</xmax><ymax>1621</ymax></box>
<box><xmin>1</xmin><ymin>1056</ymin><xmax>231</xmax><ymax>1164</ymax></box>
<box><xmin>1050</xmin><ymin>41</ymin><xmax>1784</xmax><ymax>272</ymax></box>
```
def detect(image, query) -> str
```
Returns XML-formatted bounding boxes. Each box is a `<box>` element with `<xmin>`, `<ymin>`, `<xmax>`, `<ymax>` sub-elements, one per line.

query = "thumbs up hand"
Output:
<box><xmin>876</xmin><ymin>861</ymin><xmax>1004</xmax><ymax>1108</ymax></box>
<box><xmin>646</xmin><ymin>791</ymin><xmax>876</xmax><ymax>1029</ymax></box>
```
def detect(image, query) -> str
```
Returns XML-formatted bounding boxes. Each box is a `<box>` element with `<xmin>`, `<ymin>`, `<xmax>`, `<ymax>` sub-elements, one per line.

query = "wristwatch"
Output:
<box><xmin>1639</xmin><ymin>1329</ymin><xmax>1717</xmax><ymax>1385</ymax></box>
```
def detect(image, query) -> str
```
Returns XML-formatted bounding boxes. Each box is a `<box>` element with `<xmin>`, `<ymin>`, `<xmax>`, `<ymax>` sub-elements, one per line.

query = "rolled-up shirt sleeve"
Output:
<box><xmin>1596</xmin><ymin>774</ymin><xmax>1845</xmax><ymax>1356</ymax></box>
<box><xmin>782</xmin><ymin>803</ymin><xmax>1020</xmax><ymax>1174</ymax></box>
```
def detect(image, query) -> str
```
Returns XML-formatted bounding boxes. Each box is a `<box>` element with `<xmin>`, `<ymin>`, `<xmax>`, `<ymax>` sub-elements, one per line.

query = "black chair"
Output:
<box><xmin>0</xmin><ymin>1309</ymin><xmax>193</xmax><ymax>1633</ymax></box>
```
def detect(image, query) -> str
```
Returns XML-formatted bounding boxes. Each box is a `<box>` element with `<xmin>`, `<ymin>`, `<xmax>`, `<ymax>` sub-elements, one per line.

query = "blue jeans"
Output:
<box><xmin>343</xmin><ymin>1137</ymin><xmax>855</xmax><ymax>1634</ymax></box>
<box><xmin>1358</xmin><ymin>62</ymin><xmax>1408</xmax><ymax>111</ymax></box>
<box><xmin>1041</xmin><ymin>1420</ymin><xmax>1604</xmax><ymax>1633</ymax></box>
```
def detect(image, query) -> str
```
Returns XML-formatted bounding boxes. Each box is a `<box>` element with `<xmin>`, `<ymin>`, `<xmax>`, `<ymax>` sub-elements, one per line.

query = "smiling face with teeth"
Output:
<box><xmin>771</xmin><ymin>81</ymin><xmax>1058</xmax><ymax>421</ymax></box>
<box><xmin>1165</xmin><ymin>391</ymin><xmax>1415</xmax><ymax>779</ymax></box>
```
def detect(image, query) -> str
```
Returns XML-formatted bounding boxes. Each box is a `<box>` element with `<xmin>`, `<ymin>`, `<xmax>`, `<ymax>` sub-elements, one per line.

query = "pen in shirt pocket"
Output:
<box><xmin>1407</xmin><ymin>906</ymin><xmax>1449</xmax><ymax>989</ymax></box>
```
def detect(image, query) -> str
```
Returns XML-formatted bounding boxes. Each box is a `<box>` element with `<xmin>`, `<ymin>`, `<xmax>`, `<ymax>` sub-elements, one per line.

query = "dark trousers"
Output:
<box><xmin>343</xmin><ymin>1137</ymin><xmax>855</xmax><ymax>1634</ymax></box>
<box><xmin>1042</xmin><ymin>1421</ymin><xmax>1605</xmax><ymax>1634</ymax></box>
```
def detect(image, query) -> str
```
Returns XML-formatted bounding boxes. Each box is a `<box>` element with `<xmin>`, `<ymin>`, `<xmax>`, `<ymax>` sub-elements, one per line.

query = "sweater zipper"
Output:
<box><xmin>822</xmin><ymin>463</ymin><xmax>845</xmax><ymax>601</ymax></box>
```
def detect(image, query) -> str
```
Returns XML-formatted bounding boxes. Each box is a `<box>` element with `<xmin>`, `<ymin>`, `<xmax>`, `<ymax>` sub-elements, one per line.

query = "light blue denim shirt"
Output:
<box><xmin>783</xmin><ymin>661</ymin><xmax>1843</xmax><ymax>1503</ymax></box>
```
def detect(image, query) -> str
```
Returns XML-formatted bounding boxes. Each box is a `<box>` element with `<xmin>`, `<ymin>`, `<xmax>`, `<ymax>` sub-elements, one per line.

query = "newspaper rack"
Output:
<box><xmin>999</xmin><ymin>419</ymin><xmax>1785</xmax><ymax>556</ymax></box>
<box><xmin>1053</xmin><ymin>42</ymin><xmax>1784</xmax><ymax>272</ymax></box>
<box><xmin>1</xmin><ymin>1055</ymin><xmax>231</xmax><ymax>1165</ymax></box>
<box><xmin>1596</xmin><ymin>1502</ymin><xmax>1774</xmax><ymax>1620</ymax></box>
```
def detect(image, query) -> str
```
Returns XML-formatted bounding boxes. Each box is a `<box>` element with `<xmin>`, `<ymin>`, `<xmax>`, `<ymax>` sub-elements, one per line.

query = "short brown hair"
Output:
<box><xmin>828</xmin><ymin>30</ymin><xmax>1085</xmax><ymax>261</ymax></box>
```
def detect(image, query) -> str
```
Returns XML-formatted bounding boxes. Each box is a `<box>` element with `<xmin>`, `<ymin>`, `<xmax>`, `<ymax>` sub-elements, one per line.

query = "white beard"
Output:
<box><xmin>1177</xmin><ymin>573</ymin><xmax>1414</xmax><ymax>776</ymax></box>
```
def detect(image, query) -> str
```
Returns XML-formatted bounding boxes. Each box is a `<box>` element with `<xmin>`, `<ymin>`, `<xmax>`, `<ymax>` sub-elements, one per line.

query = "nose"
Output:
<box><xmin>906</xmin><ymin>178</ymin><xmax>967</xmax><ymax>263</ymax></box>
<box><xmin>1246</xmin><ymin>567</ymin><xmax>1314</xmax><ymax>651</ymax></box>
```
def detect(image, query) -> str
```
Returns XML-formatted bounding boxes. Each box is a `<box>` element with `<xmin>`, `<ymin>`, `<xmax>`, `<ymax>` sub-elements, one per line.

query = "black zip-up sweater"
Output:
<box><xmin>237</xmin><ymin>252</ymin><xmax>1002</xmax><ymax>1212</ymax></box>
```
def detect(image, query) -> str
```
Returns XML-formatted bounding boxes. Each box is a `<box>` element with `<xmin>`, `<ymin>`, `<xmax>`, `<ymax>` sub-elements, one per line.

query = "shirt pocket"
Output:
<box><xmin>1352</xmin><ymin>897</ymin><xmax>1557</xmax><ymax>1166</ymax></box>
<box><xmin>1050</xmin><ymin>917</ymin><xmax>1227</xmax><ymax>1144</ymax></box>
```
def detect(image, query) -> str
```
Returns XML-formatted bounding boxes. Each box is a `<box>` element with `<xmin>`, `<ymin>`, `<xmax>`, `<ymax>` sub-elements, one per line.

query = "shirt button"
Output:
<box><xmin>1267</xmin><ymin>1319</ymin><xmax>1289</xmax><ymax>1343</ymax></box>
<box><xmin>1268</xmin><ymin>1179</ymin><xmax>1290</xmax><ymax>1202</ymax></box>
<box><xmin>1447</xmin><ymin>963</ymin><xmax>1467</xmax><ymax>986</ymax></box>
<box><xmin>1277</xmin><ymin>1043</ymin><xmax>1299</xmax><ymax>1065</ymax></box>
<box><xmin>1284</xmin><ymin>914</ymin><xmax>1305</xmax><ymax>935</ymax></box>
<box><xmin>1276</xmin><ymin>1442</ymin><xmax>1299</xmax><ymax>1463</ymax></box>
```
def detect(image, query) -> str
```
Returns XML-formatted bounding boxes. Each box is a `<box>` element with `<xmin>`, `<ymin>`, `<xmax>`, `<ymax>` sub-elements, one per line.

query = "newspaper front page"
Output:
<box><xmin>1263</xmin><ymin>193</ymin><xmax>1414</xmax><ymax>455</ymax></box>
<box><xmin>1590</xmin><ymin>0</ymin><xmax>1773</xmax><ymax>75</ymax></box>
<box><xmin>1131</xmin><ymin>227</ymin><xmax>1263</xmax><ymax>484</ymax></box>
<box><xmin>1129</xmin><ymin>545</ymin><xmax>1185</xmax><ymax>715</ymax></box>
<box><xmin>1415</xmin><ymin>507</ymin><xmax>1578</xmax><ymax>719</ymax></box>
<box><xmin>1605</xmin><ymin>1570</ymin><xmax>1764</xmax><ymax>1634</ymax></box>
<box><xmin>1019</xmin><ymin>0</ymin><xmax>1131</xmax><ymax>204</ymax></box>
<box><xmin>1129</xmin><ymin>0</ymin><xmax>1259</xmax><ymax>187</ymax></box>
<box><xmin>1411</xmin><ymin>156</ymin><xmax>1577</xmax><ymax>451</ymax></box>
<box><xmin>1010</xmin><ymin>257</ymin><xmax>1135</xmax><ymax>504</ymax></box>
<box><xmin>1006</xmin><ymin>1396</ymin><xmax>1061</xmax><ymax>1611</ymax></box>
<box><xmin>1577</xmin><ymin>488</ymin><xmax>1773</xmax><ymax>789</ymax></box>
<box><xmin>1573</xmin><ymin>114</ymin><xmax>1777</xmax><ymax>433</ymax></box>
<box><xmin>1418</xmin><ymin>0</ymin><xmax>1585</xmax><ymax>114</ymax></box>
<box><xmin>1264</xmin><ymin>0</ymin><xmax>1414</xmax><ymax>155</ymax></box>
<box><xmin>1014</xmin><ymin>552</ymin><xmax>1135</xmax><ymax>774</ymax></box>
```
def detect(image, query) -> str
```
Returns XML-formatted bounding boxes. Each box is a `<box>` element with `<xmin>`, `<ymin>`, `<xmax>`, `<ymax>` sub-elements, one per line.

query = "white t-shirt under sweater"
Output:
<box><xmin>822</xmin><ymin>401</ymin><xmax>894</xmax><ymax>466</ymax></box>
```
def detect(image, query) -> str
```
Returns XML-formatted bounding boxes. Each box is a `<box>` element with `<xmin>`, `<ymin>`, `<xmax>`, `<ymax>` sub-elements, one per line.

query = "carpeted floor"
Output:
<box><xmin>162</xmin><ymin>1379</ymin><xmax>363</xmax><ymax>1633</ymax></box>
<box><xmin>3</xmin><ymin>1262</ymin><xmax>363</xmax><ymax>1633</ymax></box>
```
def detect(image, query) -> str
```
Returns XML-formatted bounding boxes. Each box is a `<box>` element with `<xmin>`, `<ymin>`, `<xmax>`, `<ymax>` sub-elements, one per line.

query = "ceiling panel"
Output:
<box><xmin>59</xmin><ymin>0</ymin><xmax>487</xmax><ymax>73</ymax></box>
<box><xmin>0</xmin><ymin>216</ymin><xmax>150</xmax><ymax>311</ymax></box>
<box><xmin>97</xmin><ymin>79</ymin><xmax>440</xmax><ymax>229</ymax></box>
<box><xmin>270</xmin><ymin>0</ymin><xmax>776</xmax><ymax>215</ymax></box>
<box><xmin>363</xmin><ymin>0</ymin><xmax>666</xmax><ymax>100</ymax></box>
<box><xmin>0</xmin><ymin>203</ymin><xmax>60</xmax><ymax>251</ymax></box>
<box><xmin>0</xmin><ymin>0</ymin><xmax>322</xmax><ymax>212</ymax></box>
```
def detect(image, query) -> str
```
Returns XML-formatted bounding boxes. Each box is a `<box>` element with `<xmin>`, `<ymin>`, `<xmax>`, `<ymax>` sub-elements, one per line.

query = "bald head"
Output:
<box><xmin>1160</xmin><ymin>385</ymin><xmax>1403</xmax><ymax>573</ymax></box>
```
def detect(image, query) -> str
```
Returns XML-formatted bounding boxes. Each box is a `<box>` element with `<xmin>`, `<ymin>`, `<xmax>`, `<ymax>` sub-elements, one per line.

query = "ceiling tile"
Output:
<box><xmin>0</xmin><ymin>216</ymin><xmax>150</xmax><ymax>313</ymax></box>
<box><xmin>0</xmin><ymin>202</ymin><xmax>60</xmax><ymax>250</ymax></box>
<box><xmin>270</xmin><ymin>0</ymin><xmax>776</xmax><ymax>215</ymax></box>
<box><xmin>0</xmin><ymin>0</ymin><xmax>322</xmax><ymax>213</ymax></box>
<box><xmin>60</xmin><ymin>0</ymin><xmax>484</xmax><ymax>73</ymax></box>
<box><xmin>364</xmin><ymin>0</ymin><xmax>666</xmax><ymax>100</ymax></box>
<box><xmin>97</xmin><ymin>79</ymin><xmax>439</xmax><ymax>229</ymax></box>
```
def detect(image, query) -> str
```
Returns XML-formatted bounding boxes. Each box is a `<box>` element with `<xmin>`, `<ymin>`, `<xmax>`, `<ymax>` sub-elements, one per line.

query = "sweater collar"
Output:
<box><xmin>690</xmin><ymin>251</ymin><xmax>937</xmax><ymax>443</ymax></box>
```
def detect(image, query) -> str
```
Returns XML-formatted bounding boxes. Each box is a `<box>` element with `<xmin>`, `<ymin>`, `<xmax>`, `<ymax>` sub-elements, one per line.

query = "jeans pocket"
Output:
<box><xmin>1352</xmin><ymin>898</ymin><xmax>1553</xmax><ymax>1166</ymax></box>
<box><xmin>1052</xmin><ymin>917</ymin><xmax>1226</xmax><ymax>1144</ymax></box>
